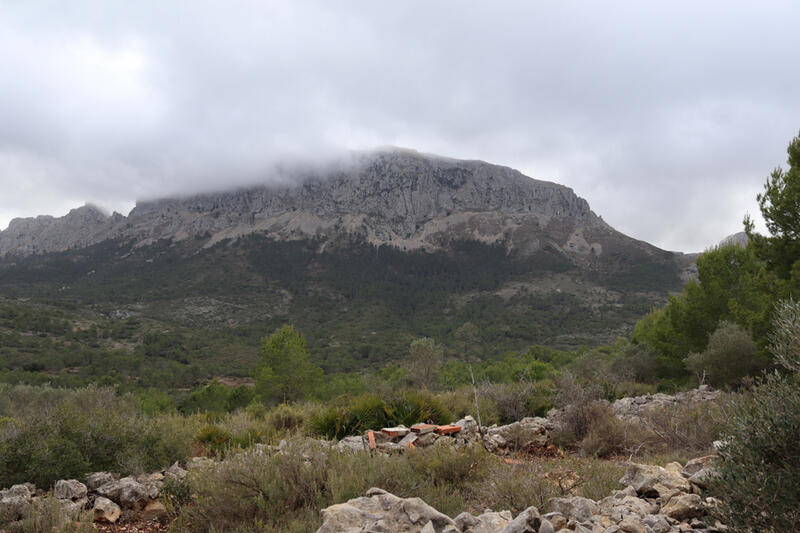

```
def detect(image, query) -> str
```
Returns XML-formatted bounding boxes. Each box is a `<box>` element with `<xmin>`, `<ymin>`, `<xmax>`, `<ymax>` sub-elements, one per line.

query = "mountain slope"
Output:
<box><xmin>2</xmin><ymin>149</ymin><xmax>646</xmax><ymax>265</ymax></box>
<box><xmin>0</xmin><ymin>149</ymin><xmax>684</xmax><ymax>383</ymax></box>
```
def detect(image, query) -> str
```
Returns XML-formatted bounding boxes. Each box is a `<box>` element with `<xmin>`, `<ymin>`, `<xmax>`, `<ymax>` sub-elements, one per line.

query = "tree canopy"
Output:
<box><xmin>746</xmin><ymin>130</ymin><xmax>800</xmax><ymax>288</ymax></box>
<box><xmin>256</xmin><ymin>325</ymin><xmax>322</xmax><ymax>404</ymax></box>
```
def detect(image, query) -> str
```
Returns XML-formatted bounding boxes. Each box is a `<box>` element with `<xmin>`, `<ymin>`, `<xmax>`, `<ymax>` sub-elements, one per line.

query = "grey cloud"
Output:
<box><xmin>1</xmin><ymin>0</ymin><xmax>799</xmax><ymax>251</ymax></box>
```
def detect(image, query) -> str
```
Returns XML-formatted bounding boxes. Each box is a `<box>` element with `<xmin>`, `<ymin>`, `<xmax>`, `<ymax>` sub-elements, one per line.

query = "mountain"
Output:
<box><xmin>4</xmin><ymin>149</ymin><xmax>629</xmax><ymax>262</ymax></box>
<box><xmin>0</xmin><ymin>149</ymin><xmax>685</xmax><ymax>383</ymax></box>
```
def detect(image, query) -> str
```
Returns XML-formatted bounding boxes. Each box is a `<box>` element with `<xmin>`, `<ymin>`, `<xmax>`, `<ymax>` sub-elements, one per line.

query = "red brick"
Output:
<box><xmin>434</xmin><ymin>425</ymin><xmax>462</xmax><ymax>435</ymax></box>
<box><xmin>411</xmin><ymin>424</ymin><xmax>438</xmax><ymax>434</ymax></box>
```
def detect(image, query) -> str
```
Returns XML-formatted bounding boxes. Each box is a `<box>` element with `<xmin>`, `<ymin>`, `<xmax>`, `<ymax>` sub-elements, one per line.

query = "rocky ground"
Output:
<box><xmin>317</xmin><ymin>457</ymin><xmax>723</xmax><ymax>533</ymax></box>
<box><xmin>0</xmin><ymin>387</ymin><xmax>724</xmax><ymax>533</ymax></box>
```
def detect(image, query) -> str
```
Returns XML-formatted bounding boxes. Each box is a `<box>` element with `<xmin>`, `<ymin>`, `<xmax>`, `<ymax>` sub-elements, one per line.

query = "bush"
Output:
<box><xmin>309</xmin><ymin>391</ymin><xmax>452</xmax><ymax>440</ymax></box>
<box><xmin>195</xmin><ymin>425</ymin><xmax>233</xmax><ymax>456</ymax></box>
<box><xmin>709</xmin><ymin>372</ymin><xmax>800</xmax><ymax>530</ymax></box>
<box><xmin>683</xmin><ymin>321</ymin><xmax>765</xmax><ymax>388</ymax></box>
<box><xmin>550</xmin><ymin>373</ymin><xmax>603</xmax><ymax>446</ymax></box>
<box><xmin>267</xmin><ymin>402</ymin><xmax>309</xmax><ymax>433</ymax></box>
<box><xmin>709</xmin><ymin>299</ymin><xmax>800</xmax><ymax>531</ymax></box>
<box><xmin>2</xmin><ymin>496</ymin><xmax>94</xmax><ymax>533</ymax></box>
<box><xmin>579</xmin><ymin>404</ymin><xmax>639</xmax><ymax>458</ymax></box>
<box><xmin>639</xmin><ymin>399</ymin><xmax>727</xmax><ymax>455</ymax></box>
<box><xmin>0</xmin><ymin>385</ymin><xmax>192</xmax><ymax>487</ymax></box>
<box><xmin>485</xmin><ymin>380</ymin><xmax>553</xmax><ymax>424</ymax></box>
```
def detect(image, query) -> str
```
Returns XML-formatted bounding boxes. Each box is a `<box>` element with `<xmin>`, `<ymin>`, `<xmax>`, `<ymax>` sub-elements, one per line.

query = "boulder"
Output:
<box><xmin>186</xmin><ymin>456</ymin><xmax>215</xmax><ymax>470</ymax></box>
<box><xmin>54</xmin><ymin>479</ymin><xmax>88</xmax><ymax>501</ymax></box>
<box><xmin>142</xmin><ymin>499</ymin><xmax>168</xmax><ymax>520</ymax></box>
<box><xmin>661</xmin><ymin>493</ymin><xmax>705</xmax><ymax>521</ymax></box>
<box><xmin>86</xmin><ymin>472</ymin><xmax>115</xmax><ymax>491</ymax></box>
<box><xmin>59</xmin><ymin>497</ymin><xmax>88</xmax><ymax>517</ymax></box>
<box><xmin>681</xmin><ymin>455</ymin><xmax>716</xmax><ymax>478</ymax></box>
<box><xmin>92</xmin><ymin>496</ymin><xmax>121</xmax><ymax>523</ymax></box>
<box><xmin>542</xmin><ymin>512</ymin><xmax>567</xmax><ymax>531</ymax></box>
<box><xmin>454</xmin><ymin>416</ymin><xmax>479</xmax><ymax>438</ymax></box>
<box><xmin>2</xmin><ymin>484</ymin><xmax>32</xmax><ymax>499</ymax></box>
<box><xmin>550</xmin><ymin>497</ymin><xmax>599</xmax><ymax>523</ymax></box>
<box><xmin>316</xmin><ymin>488</ymin><xmax>456</xmax><ymax>533</ymax></box>
<box><xmin>619</xmin><ymin>463</ymin><xmax>690</xmax><ymax>498</ymax></box>
<box><xmin>164</xmin><ymin>462</ymin><xmax>188</xmax><ymax>480</ymax></box>
<box><xmin>454</xmin><ymin>510</ymin><xmax>513</xmax><ymax>532</ymax></box>
<box><xmin>642</xmin><ymin>514</ymin><xmax>671</xmax><ymax>533</ymax></box>
<box><xmin>0</xmin><ymin>494</ymin><xmax>31</xmax><ymax>522</ymax></box>
<box><xmin>96</xmin><ymin>477</ymin><xmax>149</xmax><ymax>510</ymax></box>
<box><xmin>498</xmin><ymin>505</ymin><xmax>541</xmax><ymax>533</ymax></box>
<box><xmin>336</xmin><ymin>436</ymin><xmax>366</xmax><ymax>453</ymax></box>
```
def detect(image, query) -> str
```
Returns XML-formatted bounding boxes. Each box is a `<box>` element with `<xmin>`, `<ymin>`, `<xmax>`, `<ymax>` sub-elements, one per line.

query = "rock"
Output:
<box><xmin>661</xmin><ymin>494</ymin><xmax>705</xmax><ymax>521</ymax></box>
<box><xmin>455</xmin><ymin>510</ymin><xmax>513</xmax><ymax>532</ymax></box>
<box><xmin>316</xmin><ymin>488</ymin><xmax>455</xmax><ymax>533</ymax></box>
<box><xmin>0</xmin><ymin>151</ymin><xmax>601</xmax><ymax>261</ymax></box>
<box><xmin>543</xmin><ymin>512</ymin><xmax>567</xmax><ymax>531</ymax></box>
<box><xmin>681</xmin><ymin>456</ymin><xmax>717</xmax><ymax>478</ymax></box>
<box><xmin>54</xmin><ymin>479</ymin><xmax>88</xmax><ymax>501</ymax></box>
<box><xmin>164</xmin><ymin>461</ymin><xmax>189</xmax><ymax>480</ymax></box>
<box><xmin>398</xmin><ymin>432</ymin><xmax>419</xmax><ymax>448</ymax></box>
<box><xmin>618</xmin><ymin>519</ymin><xmax>646</xmax><ymax>533</ymax></box>
<box><xmin>59</xmin><ymin>497</ymin><xmax>88</xmax><ymax>517</ymax></box>
<box><xmin>417</xmin><ymin>431</ymin><xmax>439</xmax><ymax>447</ymax></box>
<box><xmin>142</xmin><ymin>499</ymin><xmax>168</xmax><ymax>520</ymax></box>
<box><xmin>539</xmin><ymin>518</ymin><xmax>555</xmax><ymax>533</ymax></box>
<box><xmin>86</xmin><ymin>472</ymin><xmax>115</xmax><ymax>491</ymax></box>
<box><xmin>96</xmin><ymin>477</ymin><xmax>149</xmax><ymax>510</ymax></box>
<box><xmin>687</xmin><ymin>468</ymin><xmax>712</xmax><ymax>490</ymax></box>
<box><xmin>186</xmin><ymin>456</ymin><xmax>215</xmax><ymax>470</ymax></box>
<box><xmin>0</xmin><ymin>494</ymin><xmax>31</xmax><ymax>521</ymax></box>
<box><xmin>92</xmin><ymin>496</ymin><xmax>121</xmax><ymax>523</ymax></box>
<box><xmin>550</xmin><ymin>497</ymin><xmax>599</xmax><ymax>523</ymax></box>
<box><xmin>498</xmin><ymin>506</ymin><xmax>541</xmax><ymax>533</ymax></box>
<box><xmin>619</xmin><ymin>463</ymin><xmax>690</xmax><ymax>498</ymax></box>
<box><xmin>454</xmin><ymin>416</ymin><xmax>479</xmax><ymax>438</ymax></box>
<box><xmin>2</xmin><ymin>484</ymin><xmax>32</xmax><ymax>499</ymax></box>
<box><xmin>421</xmin><ymin>521</ymin><xmax>436</xmax><ymax>533</ymax></box>
<box><xmin>642</xmin><ymin>514</ymin><xmax>671</xmax><ymax>533</ymax></box>
<box><xmin>336</xmin><ymin>436</ymin><xmax>366</xmax><ymax>453</ymax></box>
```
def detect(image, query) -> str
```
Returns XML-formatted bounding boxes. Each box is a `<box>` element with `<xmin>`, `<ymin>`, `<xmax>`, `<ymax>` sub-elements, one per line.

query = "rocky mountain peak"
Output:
<box><xmin>0</xmin><ymin>149</ymin><xmax>627</xmax><ymax>260</ymax></box>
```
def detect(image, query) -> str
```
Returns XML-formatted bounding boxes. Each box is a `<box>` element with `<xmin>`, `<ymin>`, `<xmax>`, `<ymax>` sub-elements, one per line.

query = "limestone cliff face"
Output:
<box><xmin>0</xmin><ymin>149</ymin><xmax>646</xmax><ymax>261</ymax></box>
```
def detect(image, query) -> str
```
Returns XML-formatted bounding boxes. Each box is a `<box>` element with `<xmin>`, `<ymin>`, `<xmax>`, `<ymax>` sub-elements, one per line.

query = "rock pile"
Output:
<box><xmin>315</xmin><ymin>457</ymin><xmax>725</xmax><ymax>533</ymax></box>
<box><xmin>0</xmin><ymin>461</ymin><xmax>188</xmax><ymax>527</ymax></box>
<box><xmin>334</xmin><ymin>387</ymin><xmax>720</xmax><ymax>456</ymax></box>
<box><xmin>611</xmin><ymin>386</ymin><xmax>720</xmax><ymax>423</ymax></box>
<box><xmin>335</xmin><ymin>415</ymin><xmax>556</xmax><ymax>456</ymax></box>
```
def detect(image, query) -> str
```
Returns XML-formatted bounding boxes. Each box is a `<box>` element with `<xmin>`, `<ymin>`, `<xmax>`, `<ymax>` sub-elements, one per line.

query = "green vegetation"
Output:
<box><xmin>169</xmin><ymin>440</ymin><xmax>625</xmax><ymax>533</ymax></box>
<box><xmin>256</xmin><ymin>325</ymin><xmax>322</xmax><ymax>404</ymax></box>
<box><xmin>310</xmin><ymin>391</ymin><xmax>452</xmax><ymax>440</ymax></box>
<box><xmin>709</xmin><ymin>298</ymin><xmax>800</xmax><ymax>531</ymax></box>
<box><xmin>630</xmin><ymin>131</ymin><xmax>800</xmax><ymax>387</ymax></box>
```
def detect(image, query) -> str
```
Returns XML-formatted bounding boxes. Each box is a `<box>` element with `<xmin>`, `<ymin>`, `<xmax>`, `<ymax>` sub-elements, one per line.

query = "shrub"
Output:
<box><xmin>640</xmin><ymin>398</ymin><xmax>729</xmax><ymax>455</ymax></box>
<box><xmin>683</xmin><ymin>321</ymin><xmax>765</xmax><ymax>388</ymax></box>
<box><xmin>709</xmin><ymin>299</ymin><xmax>800</xmax><ymax>531</ymax></box>
<box><xmin>2</xmin><ymin>496</ymin><xmax>94</xmax><ymax>533</ymax></box>
<box><xmin>267</xmin><ymin>402</ymin><xmax>309</xmax><ymax>433</ymax></box>
<box><xmin>195</xmin><ymin>425</ymin><xmax>233</xmax><ymax>456</ymax></box>
<box><xmin>550</xmin><ymin>373</ymin><xmax>603</xmax><ymax>446</ymax></box>
<box><xmin>709</xmin><ymin>372</ymin><xmax>800</xmax><ymax>531</ymax></box>
<box><xmin>485</xmin><ymin>380</ymin><xmax>553</xmax><ymax>424</ymax></box>
<box><xmin>579</xmin><ymin>404</ymin><xmax>639</xmax><ymax>458</ymax></box>
<box><xmin>0</xmin><ymin>386</ymin><xmax>191</xmax><ymax>487</ymax></box>
<box><xmin>309</xmin><ymin>391</ymin><xmax>451</xmax><ymax>440</ymax></box>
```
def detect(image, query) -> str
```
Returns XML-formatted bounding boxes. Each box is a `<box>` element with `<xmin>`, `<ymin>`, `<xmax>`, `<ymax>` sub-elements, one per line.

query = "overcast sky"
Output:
<box><xmin>1</xmin><ymin>1</ymin><xmax>798</xmax><ymax>252</ymax></box>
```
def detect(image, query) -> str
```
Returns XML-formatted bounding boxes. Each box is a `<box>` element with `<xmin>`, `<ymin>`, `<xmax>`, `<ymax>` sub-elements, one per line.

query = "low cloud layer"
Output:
<box><xmin>1</xmin><ymin>1</ymin><xmax>798</xmax><ymax>251</ymax></box>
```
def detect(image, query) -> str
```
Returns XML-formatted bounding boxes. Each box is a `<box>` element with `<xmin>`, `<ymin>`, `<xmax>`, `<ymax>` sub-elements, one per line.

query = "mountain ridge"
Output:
<box><xmin>1</xmin><ymin>149</ymin><xmax>633</xmax><ymax>262</ymax></box>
